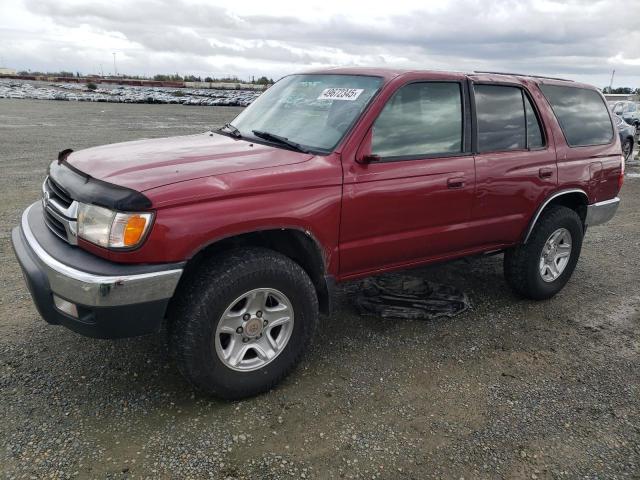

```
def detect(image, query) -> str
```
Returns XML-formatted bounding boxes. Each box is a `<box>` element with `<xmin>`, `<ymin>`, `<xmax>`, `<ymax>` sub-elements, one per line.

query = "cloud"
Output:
<box><xmin>0</xmin><ymin>0</ymin><xmax>638</xmax><ymax>86</ymax></box>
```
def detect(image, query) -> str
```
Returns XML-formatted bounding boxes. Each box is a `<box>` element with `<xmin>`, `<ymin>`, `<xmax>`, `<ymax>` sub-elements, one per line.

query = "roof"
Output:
<box><xmin>297</xmin><ymin>66</ymin><xmax>597</xmax><ymax>90</ymax></box>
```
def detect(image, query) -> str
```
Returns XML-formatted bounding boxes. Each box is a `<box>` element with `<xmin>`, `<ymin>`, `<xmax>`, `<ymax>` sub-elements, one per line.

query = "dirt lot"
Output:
<box><xmin>0</xmin><ymin>99</ymin><xmax>639</xmax><ymax>479</ymax></box>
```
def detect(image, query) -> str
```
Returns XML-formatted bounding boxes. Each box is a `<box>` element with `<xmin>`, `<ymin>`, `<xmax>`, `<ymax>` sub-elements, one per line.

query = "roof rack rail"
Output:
<box><xmin>472</xmin><ymin>71</ymin><xmax>574</xmax><ymax>82</ymax></box>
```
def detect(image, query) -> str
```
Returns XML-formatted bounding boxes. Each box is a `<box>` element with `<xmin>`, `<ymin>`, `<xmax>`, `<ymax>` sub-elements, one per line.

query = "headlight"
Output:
<box><xmin>77</xmin><ymin>203</ymin><xmax>153</xmax><ymax>249</ymax></box>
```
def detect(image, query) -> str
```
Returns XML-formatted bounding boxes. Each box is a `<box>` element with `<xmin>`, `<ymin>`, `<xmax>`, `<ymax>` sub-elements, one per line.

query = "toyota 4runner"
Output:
<box><xmin>12</xmin><ymin>68</ymin><xmax>623</xmax><ymax>399</ymax></box>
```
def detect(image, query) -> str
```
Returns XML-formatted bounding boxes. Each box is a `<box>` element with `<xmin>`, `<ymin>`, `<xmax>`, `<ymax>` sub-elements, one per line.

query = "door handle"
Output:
<box><xmin>447</xmin><ymin>177</ymin><xmax>465</xmax><ymax>189</ymax></box>
<box><xmin>539</xmin><ymin>168</ymin><xmax>553</xmax><ymax>179</ymax></box>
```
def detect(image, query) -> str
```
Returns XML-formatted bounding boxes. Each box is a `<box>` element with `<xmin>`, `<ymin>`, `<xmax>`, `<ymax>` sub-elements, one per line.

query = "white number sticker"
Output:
<box><xmin>317</xmin><ymin>88</ymin><xmax>364</xmax><ymax>101</ymax></box>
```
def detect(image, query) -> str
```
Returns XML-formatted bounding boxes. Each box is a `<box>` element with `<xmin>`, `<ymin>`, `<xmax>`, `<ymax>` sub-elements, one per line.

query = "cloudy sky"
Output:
<box><xmin>1</xmin><ymin>0</ymin><xmax>639</xmax><ymax>87</ymax></box>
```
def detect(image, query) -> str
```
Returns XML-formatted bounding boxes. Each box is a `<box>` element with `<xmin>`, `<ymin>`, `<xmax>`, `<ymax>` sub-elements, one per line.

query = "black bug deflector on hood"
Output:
<box><xmin>48</xmin><ymin>160</ymin><xmax>152</xmax><ymax>211</ymax></box>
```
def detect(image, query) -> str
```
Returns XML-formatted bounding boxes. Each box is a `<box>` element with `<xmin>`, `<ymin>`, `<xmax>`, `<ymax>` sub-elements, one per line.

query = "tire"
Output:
<box><xmin>169</xmin><ymin>247</ymin><xmax>319</xmax><ymax>399</ymax></box>
<box><xmin>504</xmin><ymin>205</ymin><xmax>584</xmax><ymax>300</ymax></box>
<box><xmin>622</xmin><ymin>138</ymin><xmax>633</xmax><ymax>162</ymax></box>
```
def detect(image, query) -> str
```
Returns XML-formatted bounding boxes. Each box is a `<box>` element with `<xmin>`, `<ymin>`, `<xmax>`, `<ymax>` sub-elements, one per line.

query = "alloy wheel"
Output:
<box><xmin>214</xmin><ymin>288</ymin><xmax>294</xmax><ymax>371</ymax></box>
<box><xmin>539</xmin><ymin>228</ymin><xmax>572</xmax><ymax>282</ymax></box>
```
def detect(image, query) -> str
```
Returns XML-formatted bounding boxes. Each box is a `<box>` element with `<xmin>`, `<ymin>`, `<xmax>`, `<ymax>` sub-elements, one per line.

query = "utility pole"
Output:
<box><xmin>112</xmin><ymin>52</ymin><xmax>117</xmax><ymax>77</ymax></box>
<box><xmin>608</xmin><ymin>69</ymin><xmax>615</xmax><ymax>93</ymax></box>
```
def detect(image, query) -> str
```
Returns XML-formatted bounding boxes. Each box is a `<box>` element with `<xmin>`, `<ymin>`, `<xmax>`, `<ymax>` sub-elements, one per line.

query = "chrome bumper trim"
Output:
<box><xmin>21</xmin><ymin>204</ymin><xmax>183</xmax><ymax>307</ymax></box>
<box><xmin>585</xmin><ymin>197</ymin><xmax>620</xmax><ymax>227</ymax></box>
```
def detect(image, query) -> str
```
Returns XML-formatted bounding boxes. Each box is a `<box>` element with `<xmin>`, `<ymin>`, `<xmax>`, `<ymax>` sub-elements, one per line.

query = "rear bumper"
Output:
<box><xmin>585</xmin><ymin>197</ymin><xmax>620</xmax><ymax>227</ymax></box>
<box><xmin>11</xmin><ymin>202</ymin><xmax>184</xmax><ymax>339</ymax></box>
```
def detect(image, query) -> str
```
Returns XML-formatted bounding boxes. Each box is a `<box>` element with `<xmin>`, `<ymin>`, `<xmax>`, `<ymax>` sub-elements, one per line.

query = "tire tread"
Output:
<box><xmin>168</xmin><ymin>247</ymin><xmax>318</xmax><ymax>399</ymax></box>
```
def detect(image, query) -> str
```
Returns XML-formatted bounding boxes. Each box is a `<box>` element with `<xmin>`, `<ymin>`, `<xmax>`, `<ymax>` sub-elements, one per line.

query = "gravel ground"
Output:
<box><xmin>0</xmin><ymin>99</ymin><xmax>639</xmax><ymax>479</ymax></box>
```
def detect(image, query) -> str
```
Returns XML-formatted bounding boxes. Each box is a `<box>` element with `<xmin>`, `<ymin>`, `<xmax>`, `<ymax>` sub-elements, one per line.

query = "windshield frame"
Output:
<box><xmin>224</xmin><ymin>73</ymin><xmax>385</xmax><ymax>156</ymax></box>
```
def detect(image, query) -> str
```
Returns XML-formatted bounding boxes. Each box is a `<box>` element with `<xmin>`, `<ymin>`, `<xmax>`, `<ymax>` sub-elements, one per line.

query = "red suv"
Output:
<box><xmin>12</xmin><ymin>68</ymin><xmax>623</xmax><ymax>399</ymax></box>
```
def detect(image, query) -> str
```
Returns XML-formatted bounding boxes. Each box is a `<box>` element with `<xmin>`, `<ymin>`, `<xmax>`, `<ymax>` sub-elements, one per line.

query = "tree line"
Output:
<box><xmin>602</xmin><ymin>87</ymin><xmax>640</xmax><ymax>94</ymax></box>
<box><xmin>16</xmin><ymin>70</ymin><xmax>274</xmax><ymax>85</ymax></box>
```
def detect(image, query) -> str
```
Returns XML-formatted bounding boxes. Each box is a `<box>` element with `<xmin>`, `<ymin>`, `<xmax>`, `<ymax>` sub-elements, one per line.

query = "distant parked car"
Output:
<box><xmin>614</xmin><ymin>114</ymin><xmax>635</xmax><ymax>161</ymax></box>
<box><xmin>611</xmin><ymin>101</ymin><xmax>640</xmax><ymax>134</ymax></box>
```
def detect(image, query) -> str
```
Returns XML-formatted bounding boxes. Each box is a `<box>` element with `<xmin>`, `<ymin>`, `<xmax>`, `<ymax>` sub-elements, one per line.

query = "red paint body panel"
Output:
<box><xmin>62</xmin><ymin>68</ymin><xmax>623</xmax><ymax>284</ymax></box>
<box><xmin>66</xmin><ymin>133</ymin><xmax>313</xmax><ymax>192</ymax></box>
<box><xmin>338</xmin><ymin>72</ymin><xmax>476</xmax><ymax>278</ymax></box>
<box><xmin>470</xmin><ymin>80</ymin><xmax>560</xmax><ymax>246</ymax></box>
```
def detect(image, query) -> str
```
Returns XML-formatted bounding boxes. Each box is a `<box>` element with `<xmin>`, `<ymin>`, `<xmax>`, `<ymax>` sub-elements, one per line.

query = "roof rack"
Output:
<box><xmin>472</xmin><ymin>71</ymin><xmax>574</xmax><ymax>82</ymax></box>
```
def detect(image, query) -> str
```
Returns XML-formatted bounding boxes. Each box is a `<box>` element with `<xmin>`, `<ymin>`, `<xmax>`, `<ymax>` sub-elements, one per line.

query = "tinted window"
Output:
<box><xmin>540</xmin><ymin>85</ymin><xmax>613</xmax><ymax>147</ymax></box>
<box><xmin>524</xmin><ymin>94</ymin><xmax>544</xmax><ymax>149</ymax></box>
<box><xmin>474</xmin><ymin>85</ymin><xmax>526</xmax><ymax>152</ymax></box>
<box><xmin>371</xmin><ymin>82</ymin><xmax>462</xmax><ymax>158</ymax></box>
<box><xmin>625</xmin><ymin>103</ymin><xmax>637</xmax><ymax>113</ymax></box>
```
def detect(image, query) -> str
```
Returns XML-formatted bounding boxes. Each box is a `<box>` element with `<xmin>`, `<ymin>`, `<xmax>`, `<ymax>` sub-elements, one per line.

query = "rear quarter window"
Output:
<box><xmin>539</xmin><ymin>85</ymin><xmax>613</xmax><ymax>147</ymax></box>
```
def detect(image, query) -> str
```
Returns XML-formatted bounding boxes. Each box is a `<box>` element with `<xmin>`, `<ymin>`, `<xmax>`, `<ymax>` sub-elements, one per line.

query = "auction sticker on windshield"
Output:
<box><xmin>318</xmin><ymin>88</ymin><xmax>364</xmax><ymax>101</ymax></box>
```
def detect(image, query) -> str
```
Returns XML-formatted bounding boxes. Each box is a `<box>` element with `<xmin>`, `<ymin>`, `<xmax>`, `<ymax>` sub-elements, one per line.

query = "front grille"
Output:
<box><xmin>45</xmin><ymin>177</ymin><xmax>73</xmax><ymax>209</ymax></box>
<box><xmin>42</xmin><ymin>175</ymin><xmax>78</xmax><ymax>245</ymax></box>
<box><xmin>43</xmin><ymin>207</ymin><xmax>68</xmax><ymax>241</ymax></box>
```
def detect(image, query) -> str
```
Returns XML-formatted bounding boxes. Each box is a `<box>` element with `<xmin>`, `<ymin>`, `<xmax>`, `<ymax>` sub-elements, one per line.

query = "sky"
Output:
<box><xmin>1</xmin><ymin>0</ymin><xmax>639</xmax><ymax>88</ymax></box>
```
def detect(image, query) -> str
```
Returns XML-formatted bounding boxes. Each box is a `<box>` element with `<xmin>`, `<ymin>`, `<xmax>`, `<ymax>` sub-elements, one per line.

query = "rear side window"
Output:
<box><xmin>474</xmin><ymin>85</ymin><xmax>544</xmax><ymax>152</ymax></box>
<box><xmin>524</xmin><ymin>94</ymin><xmax>544</xmax><ymax>149</ymax></box>
<box><xmin>371</xmin><ymin>82</ymin><xmax>463</xmax><ymax>159</ymax></box>
<box><xmin>540</xmin><ymin>85</ymin><xmax>613</xmax><ymax>147</ymax></box>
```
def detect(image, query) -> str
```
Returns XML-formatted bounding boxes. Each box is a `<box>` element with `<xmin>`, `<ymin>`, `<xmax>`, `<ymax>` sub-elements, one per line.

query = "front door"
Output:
<box><xmin>339</xmin><ymin>80</ymin><xmax>476</xmax><ymax>279</ymax></box>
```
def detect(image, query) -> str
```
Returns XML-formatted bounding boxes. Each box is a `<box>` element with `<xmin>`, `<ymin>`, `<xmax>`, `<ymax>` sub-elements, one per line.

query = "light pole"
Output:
<box><xmin>112</xmin><ymin>52</ymin><xmax>117</xmax><ymax>77</ymax></box>
<box><xmin>608</xmin><ymin>69</ymin><xmax>615</xmax><ymax>93</ymax></box>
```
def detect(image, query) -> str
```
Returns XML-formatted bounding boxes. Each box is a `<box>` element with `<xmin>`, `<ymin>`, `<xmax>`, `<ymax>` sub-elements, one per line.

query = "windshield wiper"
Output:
<box><xmin>252</xmin><ymin>130</ymin><xmax>309</xmax><ymax>153</ymax></box>
<box><xmin>216</xmin><ymin>123</ymin><xmax>242</xmax><ymax>138</ymax></box>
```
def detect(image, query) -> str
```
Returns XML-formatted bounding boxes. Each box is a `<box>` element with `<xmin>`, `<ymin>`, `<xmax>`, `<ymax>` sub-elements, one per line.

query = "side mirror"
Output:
<box><xmin>357</xmin><ymin>154</ymin><xmax>382</xmax><ymax>164</ymax></box>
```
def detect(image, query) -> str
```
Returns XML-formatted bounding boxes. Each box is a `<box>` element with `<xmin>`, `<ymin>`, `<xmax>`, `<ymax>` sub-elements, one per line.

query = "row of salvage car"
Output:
<box><xmin>0</xmin><ymin>79</ymin><xmax>261</xmax><ymax>106</ymax></box>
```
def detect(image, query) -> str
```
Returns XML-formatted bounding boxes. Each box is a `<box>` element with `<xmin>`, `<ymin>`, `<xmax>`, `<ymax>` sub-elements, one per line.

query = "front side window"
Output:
<box><xmin>539</xmin><ymin>84</ymin><xmax>613</xmax><ymax>147</ymax></box>
<box><xmin>231</xmin><ymin>74</ymin><xmax>382</xmax><ymax>153</ymax></box>
<box><xmin>371</xmin><ymin>82</ymin><xmax>463</xmax><ymax>159</ymax></box>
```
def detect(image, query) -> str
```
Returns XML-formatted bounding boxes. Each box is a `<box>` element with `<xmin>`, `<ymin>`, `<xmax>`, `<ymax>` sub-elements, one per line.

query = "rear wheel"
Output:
<box><xmin>504</xmin><ymin>206</ymin><xmax>584</xmax><ymax>300</ymax></box>
<box><xmin>169</xmin><ymin>247</ymin><xmax>318</xmax><ymax>399</ymax></box>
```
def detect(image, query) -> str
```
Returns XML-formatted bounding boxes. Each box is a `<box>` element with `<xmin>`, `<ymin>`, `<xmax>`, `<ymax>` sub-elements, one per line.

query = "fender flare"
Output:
<box><xmin>523</xmin><ymin>188</ymin><xmax>589</xmax><ymax>243</ymax></box>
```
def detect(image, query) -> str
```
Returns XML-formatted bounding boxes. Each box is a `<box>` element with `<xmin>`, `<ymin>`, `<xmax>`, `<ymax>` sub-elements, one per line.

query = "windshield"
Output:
<box><xmin>230</xmin><ymin>74</ymin><xmax>383</xmax><ymax>153</ymax></box>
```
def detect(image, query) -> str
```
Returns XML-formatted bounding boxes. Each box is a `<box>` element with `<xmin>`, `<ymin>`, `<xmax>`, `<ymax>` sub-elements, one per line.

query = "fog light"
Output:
<box><xmin>53</xmin><ymin>295</ymin><xmax>78</xmax><ymax>318</ymax></box>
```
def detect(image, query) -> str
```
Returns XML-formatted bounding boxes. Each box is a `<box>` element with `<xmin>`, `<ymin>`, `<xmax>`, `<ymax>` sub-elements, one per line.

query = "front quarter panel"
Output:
<box><xmin>102</xmin><ymin>154</ymin><xmax>343</xmax><ymax>275</ymax></box>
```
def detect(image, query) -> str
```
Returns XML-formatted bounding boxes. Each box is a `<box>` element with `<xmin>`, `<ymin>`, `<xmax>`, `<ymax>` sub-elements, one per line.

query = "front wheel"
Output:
<box><xmin>504</xmin><ymin>205</ymin><xmax>584</xmax><ymax>300</ymax></box>
<box><xmin>169</xmin><ymin>248</ymin><xmax>318</xmax><ymax>399</ymax></box>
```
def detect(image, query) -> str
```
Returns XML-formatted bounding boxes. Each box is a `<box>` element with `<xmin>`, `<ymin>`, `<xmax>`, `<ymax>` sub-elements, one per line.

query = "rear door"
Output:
<box><xmin>469</xmin><ymin>82</ymin><xmax>558</xmax><ymax>246</ymax></box>
<box><xmin>339</xmin><ymin>78</ymin><xmax>476</xmax><ymax>278</ymax></box>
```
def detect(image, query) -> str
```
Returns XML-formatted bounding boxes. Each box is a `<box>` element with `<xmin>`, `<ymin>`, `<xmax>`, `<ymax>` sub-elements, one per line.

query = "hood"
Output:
<box><xmin>66</xmin><ymin>132</ymin><xmax>312</xmax><ymax>192</ymax></box>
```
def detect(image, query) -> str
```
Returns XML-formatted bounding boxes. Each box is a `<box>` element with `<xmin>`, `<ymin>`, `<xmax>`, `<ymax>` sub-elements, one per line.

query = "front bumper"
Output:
<box><xmin>585</xmin><ymin>197</ymin><xmax>620</xmax><ymax>227</ymax></box>
<box><xmin>11</xmin><ymin>202</ymin><xmax>184</xmax><ymax>338</ymax></box>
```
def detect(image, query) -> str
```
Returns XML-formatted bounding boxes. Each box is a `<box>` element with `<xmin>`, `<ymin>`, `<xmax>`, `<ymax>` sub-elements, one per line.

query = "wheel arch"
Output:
<box><xmin>523</xmin><ymin>189</ymin><xmax>589</xmax><ymax>244</ymax></box>
<box><xmin>180</xmin><ymin>228</ymin><xmax>333</xmax><ymax>315</ymax></box>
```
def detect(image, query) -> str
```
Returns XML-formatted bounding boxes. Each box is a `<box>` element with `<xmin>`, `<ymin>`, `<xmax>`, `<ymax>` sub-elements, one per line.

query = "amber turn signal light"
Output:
<box><xmin>123</xmin><ymin>215</ymin><xmax>149</xmax><ymax>246</ymax></box>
